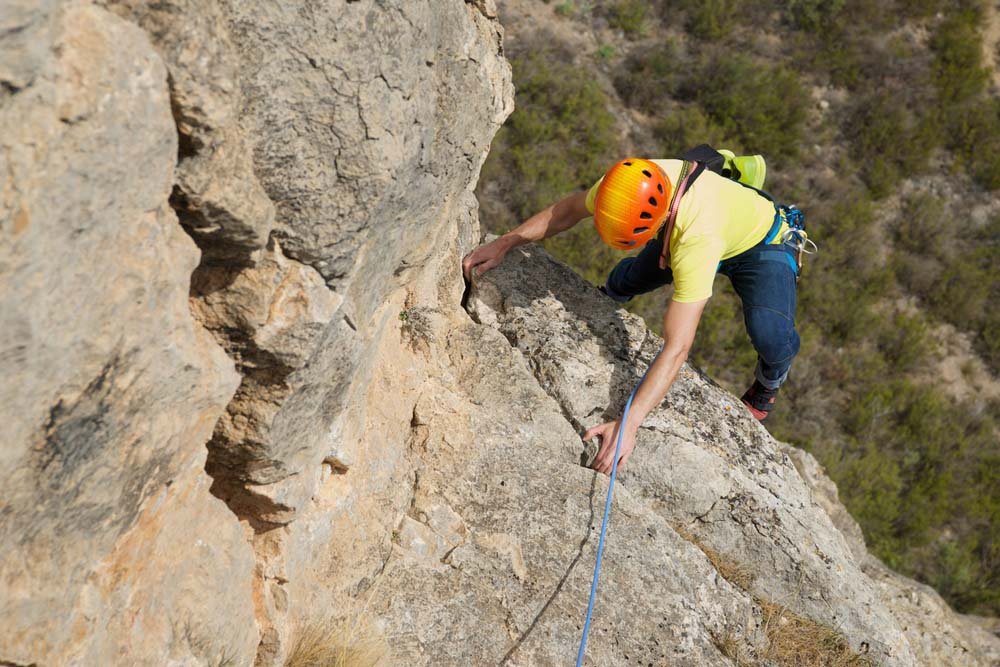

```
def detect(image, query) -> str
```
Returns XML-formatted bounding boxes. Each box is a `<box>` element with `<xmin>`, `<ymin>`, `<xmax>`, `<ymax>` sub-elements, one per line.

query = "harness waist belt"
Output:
<box><xmin>763</xmin><ymin>206</ymin><xmax>784</xmax><ymax>245</ymax></box>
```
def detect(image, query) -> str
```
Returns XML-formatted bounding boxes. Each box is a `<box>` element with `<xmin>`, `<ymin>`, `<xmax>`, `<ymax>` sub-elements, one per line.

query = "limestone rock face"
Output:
<box><xmin>3</xmin><ymin>0</ymin><xmax>998</xmax><ymax>665</ymax></box>
<box><xmin>369</xmin><ymin>321</ymin><xmax>767</xmax><ymax>665</ymax></box>
<box><xmin>2</xmin><ymin>0</ymin><xmax>513</xmax><ymax>664</ymax></box>
<box><xmin>351</xmin><ymin>244</ymin><xmax>999</xmax><ymax>666</ymax></box>
<box><xmin>0</xmin><ymin>3</ymin><xmax>255</xmax><ymax>664</ymax></box>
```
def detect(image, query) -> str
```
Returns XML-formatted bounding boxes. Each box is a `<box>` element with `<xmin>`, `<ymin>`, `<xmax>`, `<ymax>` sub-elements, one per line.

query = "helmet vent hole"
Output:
<box><xmin>641</xmin><ymin>169</ymin><xmax>652</xmax><ymax>178</ymax></box>
<box><xmin>633</xmin><ymin>226</ymin><xmax>650</xmax><ymax>234</ymax></box>
<box><xmin>657</xmin><ymin>183</ymin><xmax>664</xmax><ymax>194</ymax></box>
<box><xmin>624</xmin><ymin>161</ymin><xmax>633</xmax><ymax>166</ymax></box>
<box><xmin>639</xmin><ymin>211</ymin><xmax>653</xmax><ymax>220</ymax></box>
<box><xmin>648</xmin><ymin>196</ymin><xmax>658</xmax><ymax>206</ymax></box>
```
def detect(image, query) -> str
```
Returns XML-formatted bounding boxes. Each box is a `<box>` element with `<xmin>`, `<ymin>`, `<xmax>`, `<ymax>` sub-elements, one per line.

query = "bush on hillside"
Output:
<box><xmin>785</xmin><ymin>0</ymin><xmax>847</xmax><ymax>32</ymax></box>
<box><xmin>678</xmin><ymin>54</ymin><xmax>809</xmax><ymax>158</ymax></box>
<box><xmin>834</xmin><ymin>381</ymin><xmax>1000</xmax><ymax>614</ymax></box>
<box><xmin>845</xmin><ymin>91</ymin><xmax>939</xmax><ymax>197</ymax></box>
<box><xmin>652</xmin><ymin>105</ymin><xmax>733</xmax><ymax>157</ymax></box>
<box><xmin>949</xmin><ymin>98</ymin><xmax>1000</xmax><ymax>191</ymax></box>
<box><xmin>613</xmin><ymin>40</ymin><xmax>683</xmax><ymax>114</ymax></box>
<box><xmin>683</xmin><ymin>0</ymin><xmax>737</xmax><ymax>40</ymax></box>
<box><xmin>797</xmin><ymin>195</ymin><xmax>890</xmax><ymax>343</ymax></box>
<box><xmin>607</xmin><ymin>0</ymin><xmax>648</xmax><ymax>38</ymax></box>
<box><xmin>929</xmin><ymin>9</ymin><xmax>990</xmax><ymax>106</ymax></box>
<box><xmin>480</xmin><ymin>47</ymin><xmax>621</xmax><ymax>222</ymax></box>
<box><xmin>927</xmin><ymin>7</ymin><xmax>1000</xmax><ymax>190</ymax></box>
<box><xmin>891</xmin><ymin>192</ymin><xmax>944</xmax><ymax>254</ymax></box>
<box><xmin>893</xmin><ymin>199</ymin><xmax>1000</xmax><ymax>373</ymax></box>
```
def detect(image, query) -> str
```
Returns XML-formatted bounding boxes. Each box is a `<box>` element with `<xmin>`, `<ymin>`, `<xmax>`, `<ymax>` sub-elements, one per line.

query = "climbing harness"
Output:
<box><xmin>778</xmin><ymin>205</ymin><xmax>817</xmax><ymax>280</ymax></box>
<box><xmin>575</xmin><ymin>364</ymin><xmax>650</xmax><ymax>666</ymax></box>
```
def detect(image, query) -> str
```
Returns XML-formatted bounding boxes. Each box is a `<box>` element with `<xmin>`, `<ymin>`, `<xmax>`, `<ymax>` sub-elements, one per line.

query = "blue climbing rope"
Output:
<box><xmin>575</xmin><ymin>367</ymin><xmax>648</xmax><ymax>666</ymax></box>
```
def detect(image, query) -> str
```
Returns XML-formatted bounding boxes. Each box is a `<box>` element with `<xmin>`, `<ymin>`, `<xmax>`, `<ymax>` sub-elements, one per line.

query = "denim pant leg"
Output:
<box><xmin>721</xmin><ymin>242</ymin><xmax>800</xmax><ymax>389</ymax></box>
<box><xmin>604</xmin><ymin>238</ymin><xmax>674</xmax><ymax>302</ymax></box>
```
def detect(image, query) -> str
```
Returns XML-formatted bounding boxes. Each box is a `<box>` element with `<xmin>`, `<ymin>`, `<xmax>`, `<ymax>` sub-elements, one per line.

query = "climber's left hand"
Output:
<box><xmin>583</xmin><ymin>418</ymin><xmax>637</xmax><ymax>476</ymax></box>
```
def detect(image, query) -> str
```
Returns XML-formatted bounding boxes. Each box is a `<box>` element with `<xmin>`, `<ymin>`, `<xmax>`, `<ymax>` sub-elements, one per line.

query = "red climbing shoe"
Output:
<box><xmin>741</xmin><ymin>380</ymin><xmax>779</xmax><ymax>421</ymax></box>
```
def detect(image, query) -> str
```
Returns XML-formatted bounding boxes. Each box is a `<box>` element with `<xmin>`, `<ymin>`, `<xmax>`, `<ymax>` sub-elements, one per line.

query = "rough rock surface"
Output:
<box><xmin>3</xmin><ymin>0</ymin><xmax>999</xmax><ymax>665</ymax></box>
<box><xmin>0</xmin><ymin>4</ymin><xmax>256</xmax><ymax>665</ymax></box>
<box><xmin>2</xmin><ymin>0</ymin><xmax>511</xmax><ymax>664</ymax></box>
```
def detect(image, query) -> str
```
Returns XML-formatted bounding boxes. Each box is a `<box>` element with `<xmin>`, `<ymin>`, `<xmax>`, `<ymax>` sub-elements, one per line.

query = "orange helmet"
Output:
<box><xmin>593</xmin><ymin>158</ymin><xmax>671</xmax><ymax>250</ymax></box>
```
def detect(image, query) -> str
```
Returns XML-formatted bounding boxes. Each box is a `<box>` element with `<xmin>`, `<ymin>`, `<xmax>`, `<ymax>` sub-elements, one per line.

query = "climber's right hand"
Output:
<box><xmin>462</xmin><ymin>237</ymin><xmax>510</xmax><ymax>280</ymax></box>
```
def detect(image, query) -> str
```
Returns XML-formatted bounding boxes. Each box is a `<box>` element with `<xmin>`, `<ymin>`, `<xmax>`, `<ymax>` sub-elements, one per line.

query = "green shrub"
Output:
<box><xmin>652</xmin><ymin>105</ymin><xmax>733</xmax><ymax>157</ymax></box>
<box><xmin>891</xmin><ymin>193</ymin><xmax>945</xmax><ymax>254</ymax></box>
<box><xmin>845</xmin><ymin>91</ymin><xmax>938</xmax><ymax>197</ymax></box>
<box><xmin>928</xmin><ymin>259</ymin><xmax>992</xmax><ymax>328</ymax></box>
<box><xmin>594</xmin><ymin>44</ymin><xmax>615</xmax><ymax>62</ymax></box>
<box><xmin>554</xmin><ymin>1</ymin><xmax>580</xmax><ymax>17</ymax></box>
<box><xmin>982</xmin><ymin>314</ymin><xmax>1000</xmax><ymax>371</ymax></box>
<box><xmin>684</xmin><ymin>0</ymin><xmax>737</xmax><ymax>40</ymax></box>
<box><xmin>949</xmin><ymin>98</ymin><xmax>1000</xmax><ymax>191</ymax></box>
<box><xmin>786</xmin><ymin>0</ymin><xmax>897</xmax><ymax>35</ymax></box>
<box><xmin>785</xmin><ymin>0</ymin><xmax>846</xmax><ymax>32</ymax></box>
<box><xmin>894</xmin><ymin>0</ymin><xmax>946</xmax><ymax>19</ymax></box>
<box><xmin>876</xmin><ymin>312</ymin><xmax>934</xmax><ymax>373</ymax></box>
<box><xmin>613</xmin><ymin>40</ymin><xmax>683</xmax><ymax>114</ymax></box>
<box><xmin>821</xmin><ymin>374</ymin><xmax>1000</xmax><ymax>614</ymax></box>
<box><xmin>679</xmin><ymin>54</ymin><xmax>809</xmax><ymax>158</ymax></box>
<box><xmin>608</xmin><ymin>0</ymin><xmax>647</xmax><ymax>38</ymax></box>
<box><xmin>480</xmin><ymin>49</ymin><xmax>621</xmax><ymax>221</ymax></box>
<box><xmin>832</xmin><ymin>437</ymin><xmax>904</xmax><ymax>561</ymax></box>
<box><xmin>892</xmin><ymin>212</ymin><xmax>1000</xmax><ymax>374</ymax></box>
<box><xmin>797</xmin><ymin>194</ymin><xmax>890</xmax><ymax>343</ymax></box>
<box><xmin>929</xmin><ymin>10</ymin><xmax>989</xmax><ymax>106</ymax></box>
<box><xmin>926</xmin><ymin>8</ymin><xmax>1000</xmax><ymax>189</ymax></box>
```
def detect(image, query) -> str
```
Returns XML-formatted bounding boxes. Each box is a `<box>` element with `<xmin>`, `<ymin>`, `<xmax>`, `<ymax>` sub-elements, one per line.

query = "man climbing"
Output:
<box><xmin>462</xmin><ymin>148</ymin><xmax>805</xmax><ymax>475</ymax></box>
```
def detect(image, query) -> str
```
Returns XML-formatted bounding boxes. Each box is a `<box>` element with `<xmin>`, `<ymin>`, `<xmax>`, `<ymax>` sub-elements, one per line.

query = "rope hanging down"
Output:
<box><xmin>575</xmin><ymin>364</ymin><xmax>651</xmax><ymax>666</ymax></box>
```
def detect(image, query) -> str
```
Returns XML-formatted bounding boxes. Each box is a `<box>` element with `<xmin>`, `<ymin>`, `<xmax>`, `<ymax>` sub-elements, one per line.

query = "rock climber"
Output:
<box><xmin>462</xmin><ymin>148</ymin><xmax>806</xmax><ymax>476</ymax></box>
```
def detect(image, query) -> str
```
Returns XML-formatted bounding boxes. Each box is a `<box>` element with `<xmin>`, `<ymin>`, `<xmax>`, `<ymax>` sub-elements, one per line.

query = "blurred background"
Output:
<box><xmin>476</xmin><ymin>0</ymin><xmax>1000</xmax><ymax>618</ymax></box>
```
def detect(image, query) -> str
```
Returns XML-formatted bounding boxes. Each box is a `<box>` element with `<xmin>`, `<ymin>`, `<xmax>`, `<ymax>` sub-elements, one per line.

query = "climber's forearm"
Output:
<box><xmin>499</xmin><ymin>190</ymin><xmax>590</xmax><ymax>249</ymax></box>
<box><xmin>622</xmin><ymin>298</ymin><xmax>707</xmax><ymax>432</ymax></box>
<box><xmin>621</xmin><ymin>348</ymin><xmax>686</xmax><ymax>432</ymax></box>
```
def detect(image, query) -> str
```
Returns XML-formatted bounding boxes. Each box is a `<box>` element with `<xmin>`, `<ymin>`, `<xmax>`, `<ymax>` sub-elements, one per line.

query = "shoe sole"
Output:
<box><xmin>741</xmin><ymin>399</ymin><xmax>770</xmax><ymax>422</ymax></box>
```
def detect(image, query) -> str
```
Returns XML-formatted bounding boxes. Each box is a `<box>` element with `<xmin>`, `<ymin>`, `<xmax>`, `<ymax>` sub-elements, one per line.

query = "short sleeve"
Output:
<box><xmin>584</xmin><ymin>177</ymin><xmax>604</xmax><ymax>215</ymax></box>
<box><xmin>670</xmin><ymin>234</ymin><xmax>725</xmax><ymax>303</ymax></box>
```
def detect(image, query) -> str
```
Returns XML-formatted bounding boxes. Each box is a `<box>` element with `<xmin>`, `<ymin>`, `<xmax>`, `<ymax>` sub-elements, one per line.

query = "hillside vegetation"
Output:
<box><xmin>477</xmin><ymin>0</ymin><xmax>1000</xmax><ymax>616</ymax></box>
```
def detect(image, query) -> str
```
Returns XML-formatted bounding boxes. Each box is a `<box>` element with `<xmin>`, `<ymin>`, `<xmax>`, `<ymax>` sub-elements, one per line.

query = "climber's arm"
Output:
<box><xmin>503</xmin><ymin>189</ymin><xmax>591</xmax><ymax>245</ymax></box>
<box><xmin>625</xmin><ymin>298</ymin><xmax>706</xmax><ymax>426</ymax></box>
<box><xmin>462</xmin><ymin>190</ymin><xmax>590</xmax><ymax>278</ymax></box>
<box><xmin>586</xmin><ymin>298</ymin><xmax>707</xmax><ymax>474</ymax></box>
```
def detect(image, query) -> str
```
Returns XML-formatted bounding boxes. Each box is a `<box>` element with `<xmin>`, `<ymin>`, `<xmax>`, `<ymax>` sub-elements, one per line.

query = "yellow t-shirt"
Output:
<box><xmin>585</xmin><ymin>158</ymin><xmax>782</xmax><ymax>302</ymax></box>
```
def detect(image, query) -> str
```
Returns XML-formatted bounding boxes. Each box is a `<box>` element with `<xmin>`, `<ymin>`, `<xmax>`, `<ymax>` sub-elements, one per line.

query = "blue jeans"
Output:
<box><xmin>604</xmin><ymin>234</ymin><xmax>800</xmax><ymax>389</ymax></box>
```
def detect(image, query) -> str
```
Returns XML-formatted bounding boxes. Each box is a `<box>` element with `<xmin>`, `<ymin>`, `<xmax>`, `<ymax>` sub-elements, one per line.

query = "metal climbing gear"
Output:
<box><xmin>778</xmin><ymin>205</ymin><xmax>817</xmax><ymax>279</ymax></box>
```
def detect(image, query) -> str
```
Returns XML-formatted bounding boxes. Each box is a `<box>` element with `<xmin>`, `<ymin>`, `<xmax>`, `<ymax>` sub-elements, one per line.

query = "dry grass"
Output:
<box><xmin>757</xmin><ymin>600</ymin><xmax>875</xmax><ymax>667</ymax></box>
<box><xmin>759</xmin><ymin>600</ymin><xmax>875</xmax><ymax>667</ymax></box>
<box><xmin>713</xmin><ymin>629</ymin><xmax>754</xmax><ymax>667</ymax></box>
<box><xmin>672</xmin><ymin>523</ymin><xmax>757</xmax><ymax>591</ymax></box>
<box><xmin>673</xmin><ymin>523</ymin><xmax>874</xmax><ymax>667</ymax></box>
<box><xmin>284</xmin><ymin>615</ymin><xmax>387</xmax><ymax>667</ymax></box>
